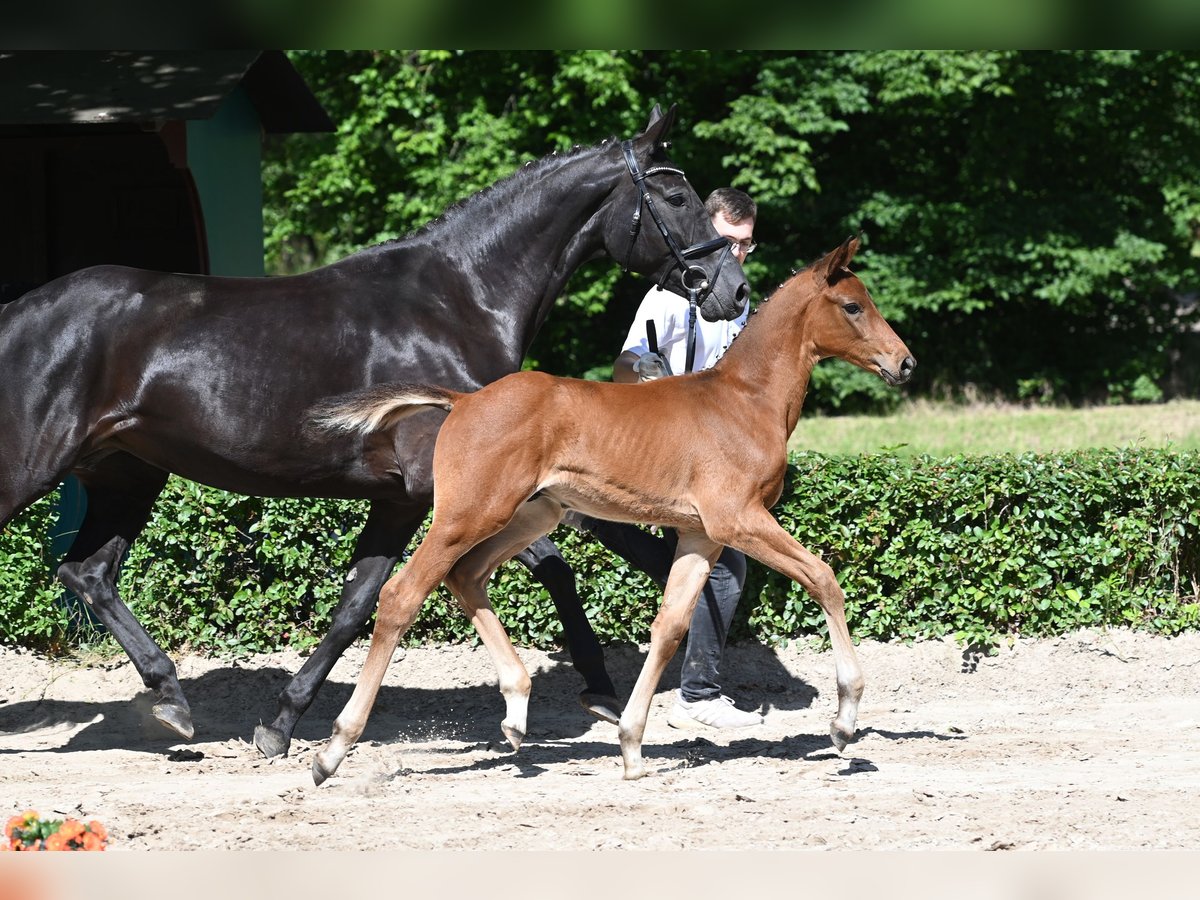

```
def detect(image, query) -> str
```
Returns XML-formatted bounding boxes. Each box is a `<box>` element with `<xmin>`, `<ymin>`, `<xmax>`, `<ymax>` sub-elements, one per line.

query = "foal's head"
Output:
<box><xmin>808</xmin><ymin>236</ymin><xmax>916</xmax><ymax>386</ymax></box>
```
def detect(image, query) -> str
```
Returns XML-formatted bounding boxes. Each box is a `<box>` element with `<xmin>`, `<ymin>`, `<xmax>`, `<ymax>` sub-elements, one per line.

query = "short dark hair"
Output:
<box><xmin>705</xmin><ymin>187</ymin><xmax>756</xmax><ymax>225</ymax></box>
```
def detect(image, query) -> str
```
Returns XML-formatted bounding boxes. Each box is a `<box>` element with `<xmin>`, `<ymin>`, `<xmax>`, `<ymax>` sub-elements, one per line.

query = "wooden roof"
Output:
<box><xmin>0</xmin><ymin>50</ymin><xmax>333</xmax><ymax>132</ymax></box>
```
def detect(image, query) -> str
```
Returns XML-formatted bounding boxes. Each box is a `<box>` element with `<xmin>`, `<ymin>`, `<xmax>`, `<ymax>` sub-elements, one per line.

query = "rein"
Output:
<box><xmin>620</xmin><ymin>140</ymin><xmax>734</xmax><ymax>300</ymax></box>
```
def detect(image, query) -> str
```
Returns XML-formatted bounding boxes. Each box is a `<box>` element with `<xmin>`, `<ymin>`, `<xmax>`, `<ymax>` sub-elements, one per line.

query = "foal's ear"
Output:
<box><xmin>641</xmin><ymin>103</ymin><xmax>678</xmax><ymax>148</ymax></box>
<box><xmin>821</xmin><ymin>234</ymin><xmax>861</xmax><ymax>283</ymax></box>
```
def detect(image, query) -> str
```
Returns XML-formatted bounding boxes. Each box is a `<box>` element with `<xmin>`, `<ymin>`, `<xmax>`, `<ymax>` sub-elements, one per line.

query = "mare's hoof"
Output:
<box><xmin>501</xmin><ymin>722</ymin><xmax>525</xmax><ymax>751</ymax></box>
<box><xmin>253</xmin><ymin>724</ymin><xmax>291</xmax><ymax>759</ymax></box>
<box><xmin>152</xmin><ymin>702</ymin><xmax>194</xmax><ymax>740</ymax></box>
<box><xmin>578</xmin><ymin>692</ymin><xmax>622</xmax><ymax>726</ymax></box>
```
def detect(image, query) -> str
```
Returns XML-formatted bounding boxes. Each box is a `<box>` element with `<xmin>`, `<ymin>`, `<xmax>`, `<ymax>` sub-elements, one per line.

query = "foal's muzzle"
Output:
<box><xmin>879</xmin><ymin>354</ymin><xmax>917</xmax><ymax>386</ymax></box>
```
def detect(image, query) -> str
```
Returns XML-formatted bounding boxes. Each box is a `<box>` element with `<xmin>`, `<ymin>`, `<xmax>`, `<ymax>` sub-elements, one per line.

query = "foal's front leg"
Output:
<box><xmin>619</xmin><ymin>531</ymin><xmax>721</xmax><ymax>780</ymax></box>
<box><xmin>725</xmin><ymin>508</ymin><xmax>864</xmax><ymax>751</ymax></box>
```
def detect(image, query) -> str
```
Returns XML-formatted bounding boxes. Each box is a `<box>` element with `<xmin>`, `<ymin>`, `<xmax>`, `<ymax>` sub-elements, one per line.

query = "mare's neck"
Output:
<box><xmin>711</xmin><ymin>270</ymin><xmax>822</xmax><ymax>438</ymax></box>
<box><xmin>371</xmin><ymin>143</ymin><xmax>622</xmax><ymax>363</ymax></box>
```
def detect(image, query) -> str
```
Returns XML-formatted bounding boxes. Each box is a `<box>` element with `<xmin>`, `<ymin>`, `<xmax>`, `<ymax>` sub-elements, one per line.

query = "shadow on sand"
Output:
<box><xmin>0</xmin><ymin>641</ymin><xmax>960</xmax><ymax>770</ymax></box>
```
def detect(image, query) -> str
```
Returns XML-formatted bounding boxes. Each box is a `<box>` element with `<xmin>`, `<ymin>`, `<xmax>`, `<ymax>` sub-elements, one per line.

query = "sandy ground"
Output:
<box><xmin>2</xmin><ymin>628</ymin><xmax>1199</xmax><ymax>852</ymax></box>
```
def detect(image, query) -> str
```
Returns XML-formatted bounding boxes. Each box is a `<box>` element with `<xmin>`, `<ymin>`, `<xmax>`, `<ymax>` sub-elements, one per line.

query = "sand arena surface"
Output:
<box><xmin>2</xmin><ymin>628</ymin><xmax>1198</xmax><ymax>851</ymax></box>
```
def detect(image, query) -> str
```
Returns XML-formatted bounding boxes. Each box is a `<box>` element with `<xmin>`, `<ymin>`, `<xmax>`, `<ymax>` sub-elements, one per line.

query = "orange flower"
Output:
<box><xmin>2</xmin><ymin>810</ymin><xmax>109</xmax><ymax>851</ymax></box>
<box><xmin>81</xmin><ymin>831</ymin><xmax>106</xmax><ymax>851</ymax></box>
<box><xmin>44</xmin><ymin>833</ymin><xmax>69</xmax><ymax>851</ymax></box>
<box><xmin>5</xmin><ymin>812</ymin><xmax>32</xmax><ymax>841</ymax></box>
<box><xmin>58</xmin><ymin>818</ymin><xmax>85</xmax><ymax>841</ymax></box>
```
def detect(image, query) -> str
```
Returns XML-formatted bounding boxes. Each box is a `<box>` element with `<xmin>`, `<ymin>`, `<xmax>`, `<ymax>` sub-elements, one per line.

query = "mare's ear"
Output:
<box><xmin>640</xmin><ymin>103</ymin><xmax>678</xmax><ymax>149</ymax></box>
<box><xmin>821</xmin><ymin>234</ymin><xmax>861</xmax><ymax>283</ymax></box>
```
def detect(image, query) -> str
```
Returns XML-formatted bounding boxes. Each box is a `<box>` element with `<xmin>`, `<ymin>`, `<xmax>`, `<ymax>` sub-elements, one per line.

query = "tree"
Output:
<box><xmin>264</xmin><ymin>50</ymin><xmax>1200</xmax><ymax>410</ymax></box>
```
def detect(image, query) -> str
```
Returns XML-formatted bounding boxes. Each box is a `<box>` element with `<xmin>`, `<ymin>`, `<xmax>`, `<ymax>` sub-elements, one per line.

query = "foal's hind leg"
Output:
<box><xmin>55</xmin><ymin>459</ymin><xmax>194</xmax><ymax>737</ymax></box>
<box><xmin>254</xmin><ymin>501</ymin><xmax>421</xmax><ymax>758</ymax></box>
<box><xmin>619</xmin><ymin>531</ymin><xmax>722</xmax><ymax>780</ymax></box>
<box><xmin>312</xmin><ymin>522</ymin><xmax>480</xmax><ymax>785</ymax></box>
<box><xmin>443</xmin><ymin>497</ymin><xmax>567</xmax><ymax>749</ymax></box>
<box><xmin>513</xmin><ymin>537</ymin><xmax>621</xmax><ymax>725</ymax></box>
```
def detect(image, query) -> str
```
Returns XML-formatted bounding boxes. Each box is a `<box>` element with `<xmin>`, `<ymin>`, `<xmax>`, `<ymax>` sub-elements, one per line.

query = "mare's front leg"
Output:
<box><xmin>255</xmin><ymin>501</ymin><xmax>421</xmax><ymax>758</ymax></box>
<box><xmin>619</xmin><ymin>531</ymin><xmax>721</xmax><ymax>780</ymax></box>
<box><xmin>721</xmin><ymin>507</ymin><xmax>864</xmax><ymax>751</ymax></box>
<box><xmin>443</xmin><ymin>497</ymin><xmax>566</xmax><ymax>749</ymax></box>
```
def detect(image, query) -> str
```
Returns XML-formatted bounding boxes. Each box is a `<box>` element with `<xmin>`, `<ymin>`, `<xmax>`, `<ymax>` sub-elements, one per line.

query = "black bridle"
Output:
<box><xmin>620</xmin><ymin>140</ymin><xmax>736</xmax><ymax>300</ymax></box>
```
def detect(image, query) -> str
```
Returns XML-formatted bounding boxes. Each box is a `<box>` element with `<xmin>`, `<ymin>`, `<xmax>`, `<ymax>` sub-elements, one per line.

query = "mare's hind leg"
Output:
<box><xmin>619</xmin><ymin>531</ymin><xmax>721</xmax><ymax>780</ymax></box>
<box><xmin>54</xmin><ymin>457</ymin><xmax>193</xmax><ymax>736</ymax></box>
<box><xmin>254</xmin><ymin>501</ymin><xmax>422</xmax><ymax>758</ymax></box>
<box><xmin>512</xmin><ymin>537</ymin><xmax>621</xmax><ymax>724</ymax></box>
<box><xmin>443</xmin><ymin>498</ymin><xmax>568</xmax><ymax>749</ymax></box>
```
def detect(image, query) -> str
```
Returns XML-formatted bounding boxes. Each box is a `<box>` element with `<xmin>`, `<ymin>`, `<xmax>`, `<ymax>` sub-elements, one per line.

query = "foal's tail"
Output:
<box><xmin>310</xmin><ymin>382</ymin><xmax>462</xmax><ymax>435</ymax></box>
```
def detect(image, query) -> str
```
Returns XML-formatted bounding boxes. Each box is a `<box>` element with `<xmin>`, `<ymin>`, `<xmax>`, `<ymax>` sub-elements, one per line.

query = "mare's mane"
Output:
<box><xmin>368</xmin><ymin>136</ymin><xmax>620</xmax><ymax>252</ymax></box>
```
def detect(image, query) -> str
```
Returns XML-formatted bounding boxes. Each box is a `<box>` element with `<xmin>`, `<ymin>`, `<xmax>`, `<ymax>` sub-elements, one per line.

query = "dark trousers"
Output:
<box><xmin>579</xmin><ymin>518</ymin><xmax>746</xmax><ymax>702</ymax></box>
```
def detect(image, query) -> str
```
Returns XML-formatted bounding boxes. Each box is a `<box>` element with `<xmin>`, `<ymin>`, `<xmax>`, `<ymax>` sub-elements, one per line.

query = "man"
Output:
<box><xmin>566</xmin><ymin>187</ymin><xmax>763</xmax><ymax>730</ymax></box>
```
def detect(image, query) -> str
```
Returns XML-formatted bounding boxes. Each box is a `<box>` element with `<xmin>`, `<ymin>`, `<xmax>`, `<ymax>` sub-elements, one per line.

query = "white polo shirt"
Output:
<box><xmin>621</xmin><ymin>286</ymin><xmax>750</xmax><ymax>374</ymax></box>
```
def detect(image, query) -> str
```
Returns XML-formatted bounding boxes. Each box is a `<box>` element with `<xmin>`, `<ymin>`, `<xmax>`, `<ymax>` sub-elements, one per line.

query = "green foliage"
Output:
<box><xmin>264</xmin><ymin>50</ymin><xmax>1200</xmax><ymax>411</ymax></box>
<box><xmin>219</xmin><ymin>1</ymin><xmax>1200</xmax><ymax>52</ymax></box>
<box><xmin>747</xmin><ymin>448</ymin><xmax>1200</xmax><ymax>650</ymax></box>
<box><xmin>118</xmin><ymin>480</ymin><xmax>370</xmax><ymax>655</ymax></box>
<box><xmin>3</xmin><ymin>452</ymin><xmax>1196</xmax><ymax>654</ymax></box>
<box><xmin>0</xmin><ymin>494</ymin><xmax>70</xmax><ymax>647</ymax></box>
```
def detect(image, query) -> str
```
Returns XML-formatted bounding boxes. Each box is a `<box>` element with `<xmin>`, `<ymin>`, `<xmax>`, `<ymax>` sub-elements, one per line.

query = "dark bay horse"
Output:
<box><xmin>307</xmin><ymin>235</ymin><xmax>915</xmax><ymax>783</ymax></box>
<box><xmin>0</xmin><ymin>105</ymin><xmax>748</xmax><ymax>756</ymax></box>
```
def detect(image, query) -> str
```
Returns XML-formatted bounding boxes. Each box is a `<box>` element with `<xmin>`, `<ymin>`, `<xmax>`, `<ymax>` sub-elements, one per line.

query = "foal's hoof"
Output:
<box><xmin>578</xmin><ymin>691</ymin><xmax>622</xmax><ymax>726</ymax></box>
<box><xmin>152</xmin><ymin>702</ymin><xmax>194</xmax><ymax>740</ymax></box>
<box><xmin>622</xmin><ymin>760</ymin><xmax>647</xmax><ymax>781</ymax></box>
<box><xmin>501</xmin><ymin>721</ymin><xmax>525</xmax><ymax>751</ymax></box>
<box><xmin>253</xmin><ymin>724</ymin><xmax>291</xmax><ymax>759</ymax></box>
<box><xmin>830</xmin><ymin>720</ymin><xmax>855</xmax><ymax>753</ymax></box>
<box><xmin>312</xmin><ymin>754</ymin><xmax>337</xmax><ymax>786</ymax></box>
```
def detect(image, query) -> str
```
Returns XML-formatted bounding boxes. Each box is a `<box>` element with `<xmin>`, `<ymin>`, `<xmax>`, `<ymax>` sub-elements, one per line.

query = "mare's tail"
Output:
<box><xmin>310</xmin><ymin>382</ymin><xmax>461</xmax><ymax>435</ymax></box>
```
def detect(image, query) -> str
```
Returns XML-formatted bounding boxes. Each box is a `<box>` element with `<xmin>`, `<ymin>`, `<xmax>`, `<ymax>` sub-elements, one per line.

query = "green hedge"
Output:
<box><xmin>749</xmin><ymin>449</ymin><xmax>1199</xmax><ymax>648</ymax></box>
<box><xmin>1</xmin><ymin>448</ymin><xmax>1196</xmax><ymax>654</ymax></box>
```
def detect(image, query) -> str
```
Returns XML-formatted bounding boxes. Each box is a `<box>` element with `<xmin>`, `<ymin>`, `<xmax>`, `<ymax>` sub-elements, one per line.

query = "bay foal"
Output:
<box><xmin>310</xmin><ymin>236</ymin><xmax>914</xmax><ymax>783</ymax></box>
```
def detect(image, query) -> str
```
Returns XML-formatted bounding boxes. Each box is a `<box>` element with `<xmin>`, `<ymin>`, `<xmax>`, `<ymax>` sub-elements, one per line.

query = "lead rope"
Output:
<box><xmin>685</xmin><ymin>284</ymin><xmax>699</xmax><ymax>374</ymax></box>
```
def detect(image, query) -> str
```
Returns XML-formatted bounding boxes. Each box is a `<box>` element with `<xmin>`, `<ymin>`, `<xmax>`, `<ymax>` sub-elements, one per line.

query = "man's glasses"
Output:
<box><xmin>729</xmin><ymin>240</ymin><xmax>757</xmax><ymax>255</ymax></box>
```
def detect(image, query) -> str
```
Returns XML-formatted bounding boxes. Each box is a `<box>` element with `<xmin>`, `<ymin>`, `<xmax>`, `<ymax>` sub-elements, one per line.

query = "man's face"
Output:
<box><xmin>711</xmin><ymin>210</ymin><xmax>756</xmax><ymax>261</ymax></box>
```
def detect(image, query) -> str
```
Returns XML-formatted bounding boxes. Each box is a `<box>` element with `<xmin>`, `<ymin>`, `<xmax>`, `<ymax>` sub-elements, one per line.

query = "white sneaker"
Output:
<box><xmin>667</xmin><ymin>692</ymin><xmax>763</xmax><ymax>730</ymax></box>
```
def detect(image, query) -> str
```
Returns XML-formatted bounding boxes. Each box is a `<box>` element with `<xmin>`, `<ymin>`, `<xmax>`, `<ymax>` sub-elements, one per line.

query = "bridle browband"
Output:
<box><xmin>620</xmin><ymin>140</ymin><xmax>735</xmax><ymax>299</ymax></box>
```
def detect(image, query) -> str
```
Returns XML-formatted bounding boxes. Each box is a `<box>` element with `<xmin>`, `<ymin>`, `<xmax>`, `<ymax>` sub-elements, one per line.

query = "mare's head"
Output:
<box><xmin>806</xmin><ymin>236</ymin><xmax>915</xmax><ymax>386</ymax></box>
<box><xmin>609</xmin><ymin>104</ymin><xmax>749</xmax><ymax>323</ymax></box>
